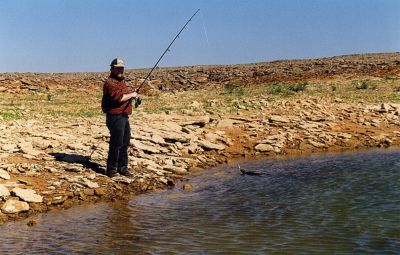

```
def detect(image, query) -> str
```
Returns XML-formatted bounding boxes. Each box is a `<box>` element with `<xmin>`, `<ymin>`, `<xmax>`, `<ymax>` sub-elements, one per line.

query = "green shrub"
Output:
<box><xmin>288</xmin><ymin>82</ymin><xmax>308</xmax><ymax>92</ymax></box>
<box><xmin>356</xmin><ymin>80</ymin><xmax>377</xmax><ymax>90</ymax></box>
<box><xmin>271</xmin><ymin>84</ymin><xmax>284</xmax><ymax>94</ymax></box>
<box><xmin>0</xmin><ymin>111</ymin><xmax>22</xmax><ymax>120</ymax></box>
<box><xmin>223</xmin><ymin>82</ymin><xmax>245</xmax><ymax>96</ymax></box>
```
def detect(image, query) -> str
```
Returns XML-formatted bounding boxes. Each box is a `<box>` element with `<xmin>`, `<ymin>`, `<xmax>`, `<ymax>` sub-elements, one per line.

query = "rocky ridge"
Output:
<box><xmin>0</xmin><ymin>53</ymin><xmax>399</xmax><ymax>94</ymax></box>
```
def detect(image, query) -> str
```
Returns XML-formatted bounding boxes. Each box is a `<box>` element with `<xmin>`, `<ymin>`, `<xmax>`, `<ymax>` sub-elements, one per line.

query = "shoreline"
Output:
<box><xmin>1</xmin><ymin>53</ymin><xmax>400</xmax><ymax>224</ymax></box>
<box><xmin>1</xmin><ymin>104</ymin><xmax>400</xmax><ymax>225</ymax></box>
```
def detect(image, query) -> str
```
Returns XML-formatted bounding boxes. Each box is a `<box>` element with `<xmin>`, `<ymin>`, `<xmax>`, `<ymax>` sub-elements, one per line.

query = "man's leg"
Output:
<box><xmin>106</xmin><ymin>114</ymin><xmax>125</xmax><ymax>177</ymax></box>
<box><xmin>118</xmin><ymin>117</ymin><xmax>131</xmax><ymax>176</ymax></box>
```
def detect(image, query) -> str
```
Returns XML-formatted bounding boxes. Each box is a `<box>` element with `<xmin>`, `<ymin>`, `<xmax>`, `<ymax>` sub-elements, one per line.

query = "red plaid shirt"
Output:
<box><xmin>102</xmin><ymin>76</ymin><xmax>132</xmax><ymax>115</ymax></box>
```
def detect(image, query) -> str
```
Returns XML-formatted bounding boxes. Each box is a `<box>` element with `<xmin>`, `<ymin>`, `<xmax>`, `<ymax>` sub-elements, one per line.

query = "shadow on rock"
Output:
<box><xmin>49</xmin><ymin>152</ymin><xmax>105</xmax><ymax>174</ymax></box>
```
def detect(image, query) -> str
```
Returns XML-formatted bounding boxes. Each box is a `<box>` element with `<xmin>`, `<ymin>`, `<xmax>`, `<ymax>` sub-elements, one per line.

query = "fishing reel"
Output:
<box><xmin>134</xmin><ymin>97</ymin><xmax>142</xmax><ymax>108</ymax></box>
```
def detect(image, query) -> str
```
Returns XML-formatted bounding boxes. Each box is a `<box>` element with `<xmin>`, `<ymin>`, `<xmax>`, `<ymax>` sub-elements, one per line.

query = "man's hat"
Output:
<box><xmin>110</xmin><ymin>58</ymin><xmax>125</xmax><ymax>67</ymax></box>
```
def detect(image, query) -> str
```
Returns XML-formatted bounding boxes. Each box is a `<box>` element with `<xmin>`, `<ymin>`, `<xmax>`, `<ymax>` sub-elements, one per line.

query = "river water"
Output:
<box><xmin>1</xmin><ymin>149</ymin><xmax>399</xmax><ymax>254</ymax></box>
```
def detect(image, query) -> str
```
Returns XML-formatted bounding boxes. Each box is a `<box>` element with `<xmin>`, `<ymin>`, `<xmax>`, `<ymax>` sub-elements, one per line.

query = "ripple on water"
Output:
<box><xmin>1</xmin><ymin>149</ymin><xmax>400</xmax><ymax>254</ymax></box>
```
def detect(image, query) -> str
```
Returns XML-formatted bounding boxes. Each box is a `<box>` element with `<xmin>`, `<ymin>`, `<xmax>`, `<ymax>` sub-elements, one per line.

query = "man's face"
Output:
<box><xmin>111</xmin><ymin>66</ymin><xmax>124</xmax><ymax>78</ymax></box>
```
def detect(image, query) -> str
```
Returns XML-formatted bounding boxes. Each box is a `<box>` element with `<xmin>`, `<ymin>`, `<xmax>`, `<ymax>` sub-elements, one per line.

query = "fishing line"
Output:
<box><xmin>200</xmin><ymin>9</ymin><xmax>215</xmax><ymax>64</ymax></box>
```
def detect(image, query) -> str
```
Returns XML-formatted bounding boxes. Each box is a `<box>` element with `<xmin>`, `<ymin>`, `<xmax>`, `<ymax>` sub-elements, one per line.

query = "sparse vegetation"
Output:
<box><xmin>355</xmin><ymin>80</ymin><xmax>377</xmax><ymax>90</ymax></box>
<box><xmin>222</xmin><ymin>82</ymin><xmax>245</xmax><ymax>96</ymax></box>
<box><xmin>1</xmin><ymin>76</ymin><xmax>400</xmax><ymax>120</ymax></box>
<box><xmin>288</xmin><ymin>81</ymin><xmax>308</xmax><ymax>92</ymax></box>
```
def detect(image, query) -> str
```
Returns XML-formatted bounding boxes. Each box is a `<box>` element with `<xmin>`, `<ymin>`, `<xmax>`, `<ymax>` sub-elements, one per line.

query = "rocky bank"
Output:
<box><xmin>0</xmin><ymin>52</ymin><xmax>400</xmax><ymax>224</ymax></box>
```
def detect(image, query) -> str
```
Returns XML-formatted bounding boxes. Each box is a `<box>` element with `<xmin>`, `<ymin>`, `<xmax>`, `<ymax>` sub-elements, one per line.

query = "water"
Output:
<box><xmin>1</xmin><ymin>149</ymin><xmax>399</xmax><ymax>254</ymax></box>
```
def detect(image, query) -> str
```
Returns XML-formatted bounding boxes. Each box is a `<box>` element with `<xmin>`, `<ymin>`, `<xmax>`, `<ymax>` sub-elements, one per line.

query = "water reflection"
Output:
<box><xmin>1</xmin><ymin>149</ymin><xmax>399</xmax><ymax>254</ymax></box>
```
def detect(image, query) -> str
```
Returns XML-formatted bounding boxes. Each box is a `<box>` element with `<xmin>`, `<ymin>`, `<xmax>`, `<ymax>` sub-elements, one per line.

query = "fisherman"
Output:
<box><xmin>102</xmin><ymin>58</ymin><xmax>137</xmax><ymax>177</ymax></box>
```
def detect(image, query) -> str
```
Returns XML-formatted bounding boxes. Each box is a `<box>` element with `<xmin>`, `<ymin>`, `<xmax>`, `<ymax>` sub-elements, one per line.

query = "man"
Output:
<box><xmin>102</xmin><ymin>58</ymin><xmax>137</xmax><ymax>177</ymax></box>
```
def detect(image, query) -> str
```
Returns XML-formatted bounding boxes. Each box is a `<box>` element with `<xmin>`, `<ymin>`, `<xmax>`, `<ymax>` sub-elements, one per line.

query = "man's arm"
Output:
<box><xmin>120</xmin><ymin>92</ymin><xmax>138</xmax><ymax>102</ymax></box>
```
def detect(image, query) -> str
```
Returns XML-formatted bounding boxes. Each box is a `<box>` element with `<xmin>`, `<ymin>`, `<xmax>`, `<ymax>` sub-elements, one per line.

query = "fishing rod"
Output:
<box><xmin>87</xmin><ymin>9</ymin><xmax>201</xmax><ymax>162</ymax></box>
<box><xmin>134</xmin><ymin>8</ymin><xmax>200</xmax><ymax>107</ymax></box>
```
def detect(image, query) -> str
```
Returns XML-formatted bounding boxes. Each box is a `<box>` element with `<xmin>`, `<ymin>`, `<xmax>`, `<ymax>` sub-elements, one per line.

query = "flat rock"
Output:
<box><xmin>82</xmin><ymin>179</ymin><xmax>99</xmax><ymax>189</ymax></box>
<box><xmin>181</xmin><ymin>116</ymin><xmax>210</xmax><ymax>127</ymax></box>
<box><xmin>216</xmin><ymin>119</ymin><xmax>235</xmax><ymax>129</ymax></box>
<box><xmin>131</xmin><ymin>140</ymin><xmax>162</xmax><ymax>154</ymax></box>
<box><xmin>12</xmin><ymin>187</ymin><xmax>43</xmax><ymax>203</ymax></box>
<box><xmin>197</xmin><ymin>140</ymin><xmax>226</xmax><ymax>151</ymax></box>
<box><xmin>163</xmin><ymin>165</ymin><xmax>188</xmax><ymax>175</ymax></box>
<box><xmin>309</xmin><ymin>140</ymin><xmax>327</xmax><ymax>148</ymax></box>
<box><xmin>269</xmin><ymin>115</ymin><xmax>290</xmax><ymax>123</ymax></box>
<box><xmin>255</xmin><ymin>144</ymin><xmax>274</xmax><ymax>152</ymax></box>
<box><xmin>18</xmin><ymin>142</ymin><xmax>41</xmax><ymax>156</ymax></box>
<box><xmin>112</xmin><ymin>176</ymin><xmax>133</xmax><ymax>184</ymax></box>
<box><xmin>1</xmin><ymin>143</ymin><xmax>18</xmax><ymax>152</ymax></box>
<box><xmin>0</xmin><ymin>169</ymin><xmax>10</xmax><ymax>180</ymax></box>
<box><xmin>151</xmin><ymin>134</ymin><xmax>166</xmax><ymax>144</ymax></box>
<box><xmin>1</xmin><ymin>199</ymin><xmax>30</xmax><ymax>214</ymax></box>
<box><xmin>0</xmin><ymin>184</ymin><xmax>10</xmax><ymax>198</ymax></box>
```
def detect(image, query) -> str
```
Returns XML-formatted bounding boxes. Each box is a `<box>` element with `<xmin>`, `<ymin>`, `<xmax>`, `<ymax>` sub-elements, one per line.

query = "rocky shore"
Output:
<box><xmin>0</xmin><ymin>52</ymin><xmax>400</xmax><ymax>224</ymax></box>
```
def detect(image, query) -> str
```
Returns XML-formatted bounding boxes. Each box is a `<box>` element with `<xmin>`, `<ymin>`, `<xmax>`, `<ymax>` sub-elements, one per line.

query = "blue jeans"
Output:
<box><xmin>106</xmin><ymin>113</ymin><xmax>131</xmax><ymax>174</ymax></box>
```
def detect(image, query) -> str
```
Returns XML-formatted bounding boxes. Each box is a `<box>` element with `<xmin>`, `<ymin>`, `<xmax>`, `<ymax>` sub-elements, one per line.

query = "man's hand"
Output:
<box><xmin>131</xmin><ymin>92</ymin><xmax>138</xmax><ymax>99</ymax></box>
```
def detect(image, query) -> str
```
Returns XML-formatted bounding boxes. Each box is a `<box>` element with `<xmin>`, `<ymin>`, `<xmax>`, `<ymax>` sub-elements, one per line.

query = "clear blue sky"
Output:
<box><xmin>1</xmin><ymin>0</ymin><xmax>399</xmax><ymax>72</ymax></box>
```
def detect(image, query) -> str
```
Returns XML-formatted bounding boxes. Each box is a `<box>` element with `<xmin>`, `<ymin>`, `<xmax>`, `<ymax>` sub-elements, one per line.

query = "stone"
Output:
<box><xmin>151</xmin><ymin>134</ymin><xmax>165</xmax><ymax>144</ymax></box>
<box><xmin>83</xmin><ymin>189</ymin><xmax>95</xmax><ymax>196</ymax></box>
<box><xmin>183</xmin><ymin>184</ymin><xmax>193</xmax><ymax>191</ymax></box>
<box><xmin>18</xmin><ymin>142</ymin><xmax>41</xmax><ymax>156</ymax></box>
<box><xmin>187</xmin><ymin>144</ymin><xmax>199</xmax><ymax>154</ymax></box>
<box><xmin>94</xmin><ymin>187</ymin><xmax>107</xmax><ymax>196</ymax></box>
<box><xmin>216</xmin><ymin>119</ymin><xmax>235</xmax><ymax>129</ymax></box>
<box><xmin>112</xmin><ymin>176</ymin><xmax>133</xmax><ymax>184</ymax></box>
<box><xmin>131</xmin><ymin>140</ymin><xmax>161</xmax><ymax>154</ymax></box>
<box><xmin>0</xmin><ymin>169</ymin><xmax>10</xmax><ymax>180</ymax></box>
<box><xmin>0</xmin><ymin>184</ymin><xmax>10</xmax><ymax>199</ymax></box>
<box><xmin>65</xmin><ymin>165</ymin><xmax>83</xmax><ymax>172</ymax></box>
<box><xmin>1</xmin><ymin>200</ymin><xmax>30</xmax><ymax>214</ymax></box>
<box><xmin>197</xmin><ymin>140</ymin><xmax>225</xmax><ymax>151</ymax></box>
<box><xmin>1</xmin><ymin>144</ymin><xmax>18</xmax><ymax>152</ymax></box>
<box><xmin>51</xmin><ymin>196</ymin><xmax>68</xmax><ymax>205</ymax></box>
<box><xmin>82</xmin><ymin>179</ymin><xmax>99</xmax><ymax>189</ymax></box>
<box><xmin>12</xmin><ymin>188</ymin><xmax>43</xmax><ymax>203</ymax></box>
<box><xmin>269</xmin><ymin>115</ymin><xmax>290</xmax><ymax>123</ymax></box>
<box><xmin>190</xmin><ymin>101</ymin><xmax>201</xmax><ymax>109</ymax></box>
<box><xmin>181</xmin><ymin>116</ymin><xmax>210</xmax><ymax>127</ymax></box>
<box><xmin>163</xmin><ymin>165</ymin><xmax>188</xmax><ymax>175</ymax></box>
<box><xmin>255</xmin><ymin>144</ymin><xmax>274</xmax><ymax>152</ymax></box>
<box><xmin>309</xmin><ymin>140</ymin><xmax>327</xmax><ymax>148</ymax></box>
<box><xmin>163</xmin><ymin>122</ymin><xmax>182</xmax><ymax>132</ymax></box>
<box><xmin>204</xmin><ymin>133</ymin><xmax>220</xmax><ymax>143</ymax></box>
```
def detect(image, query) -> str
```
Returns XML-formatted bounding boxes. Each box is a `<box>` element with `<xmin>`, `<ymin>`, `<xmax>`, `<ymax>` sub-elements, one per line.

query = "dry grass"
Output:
<box><xmin>1</xmin><ymin>77</ymin><xmax>400</xmax><ymax>120</ymax></box>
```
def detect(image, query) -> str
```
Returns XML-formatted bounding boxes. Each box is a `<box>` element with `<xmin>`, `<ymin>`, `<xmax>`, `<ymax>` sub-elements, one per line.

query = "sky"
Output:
<box><xmin>0</xmin><ymin>0</ymin><xmax>399</xmax><ymax>73</ymax></box>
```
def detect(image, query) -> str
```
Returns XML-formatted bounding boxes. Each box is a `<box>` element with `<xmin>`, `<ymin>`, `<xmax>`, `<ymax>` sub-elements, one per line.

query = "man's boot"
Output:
<box><xmin>106</xmin><ymin>168</ymin><xmax>118</xmax><ymax>178</ymax></box>
<box><xmin>118</xmin><ymin>166</ymin><xmax>132</xmax><ymax>177</ymax></box>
